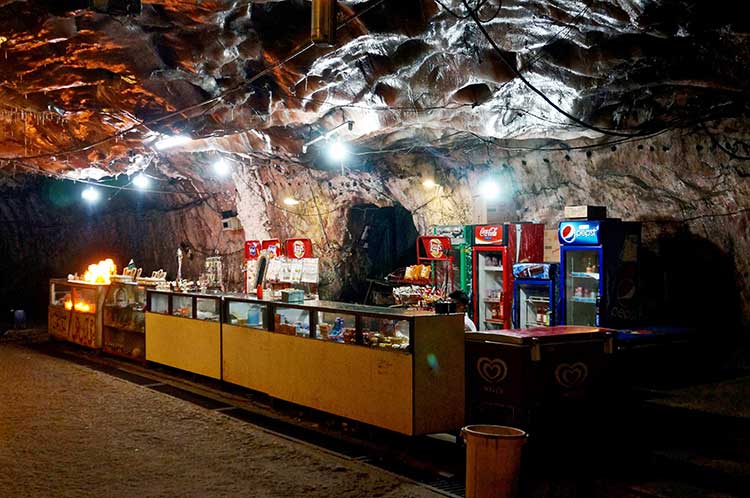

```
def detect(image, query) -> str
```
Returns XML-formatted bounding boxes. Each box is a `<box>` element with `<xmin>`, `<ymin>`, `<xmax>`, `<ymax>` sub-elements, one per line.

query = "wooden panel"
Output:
<box><xmin>226</xmin><ymin>332</ymin><xmax>414</xmax><ymax>435</ymax></box>
<box><xmin>145</xmin><ymin>313</ymin><xmax>221</xmax><ymax>379</ymax></box>
<box><xmin>48</xmin><ymin>306</ymin><xmax>70</xmax><ymax>340</ymax></box>
<box><xmin>69</xmin><ymin>312</ymin><xmax>99</xmax><ymax>348</ymax></box>
<box><xmin>221</xmin><ymin>324</ymin><xmax>273</xmax><ymax>394</ymax></box>
<box><xmin>413</xmin><ymin>314</ymin><xmax>465</xmax><ymax>434</ymax></box>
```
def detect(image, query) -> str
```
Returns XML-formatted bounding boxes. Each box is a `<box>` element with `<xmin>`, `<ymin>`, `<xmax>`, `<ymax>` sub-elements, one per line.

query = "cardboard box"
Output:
<box><xmin>544</xmin><ymin>229</ymin><xmax>560</xmax><ymax>263</ymax></box>
<box><xmin>563</xmin><ymin>205</ymin><xmax>607</xmax><ymax>220</ymax></box>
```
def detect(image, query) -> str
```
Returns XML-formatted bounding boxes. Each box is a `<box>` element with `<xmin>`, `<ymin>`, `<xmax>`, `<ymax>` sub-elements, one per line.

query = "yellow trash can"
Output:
<box><xmin>462</xmin><ymin>425</ymin><xmax>527</xmax><ymax>498</ymax></box>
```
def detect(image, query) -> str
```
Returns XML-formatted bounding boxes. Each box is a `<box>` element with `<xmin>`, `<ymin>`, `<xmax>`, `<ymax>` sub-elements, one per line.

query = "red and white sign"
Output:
<box><xmin>244</xmin><ymin>240</ymin><xmax>261</xmax><ymax>260</ymax></box>
<box><xmin>418</xmin><ymin>236</ymin><xmax>451</xmax><ymax>261</ymax></box>
<box><xmin>284</xmin><ymin>238</ymin><xmax>313</xmax><ymax>259</ymax></box>
<box><xmin>474</xmin><ymin>225</ymin><xmax>504</xmax><ymax>245</ymax></box>
<box><xmin>261</xmin><ymin>239</ymin><xmax>282</xmax><ymax>258</ymax></box>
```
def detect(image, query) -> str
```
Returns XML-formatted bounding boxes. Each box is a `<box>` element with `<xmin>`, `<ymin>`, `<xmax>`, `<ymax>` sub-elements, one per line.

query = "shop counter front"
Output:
<box><xmin>465</xmin><ymin>326</ymin><xmax>614</xmax><ymax>426</ymax></box>
<box><xmin>145</xmin><ymin>290</ymin><xmax>222</xmax><ymax>379</ymax></box>
<box><xmin>222</xmin><ymin>296</ymin><xmax>464</xmax><ymax>436</ymax></box>
<box><xmin>103</xmin><ymin>282</ymin><xmax>147</xmax><ymax>361</ymax></box>
<box><xmin>48</xmin><ymin>278</ymin><xmax>107</xmax><ymax>348</ymax></box>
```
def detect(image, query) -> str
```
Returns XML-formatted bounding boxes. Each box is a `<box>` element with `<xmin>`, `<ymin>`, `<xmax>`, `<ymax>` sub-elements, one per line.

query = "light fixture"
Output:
<box><xmin>422</xmin><ymin>178</ymin><xmax>439</xmax><ymax>189</ymax></box>
<box><xmin>81</xmin><ymin>186</ymin><xmax>101</xmax><ymax>203</ymax></box>
<box><xmin>213</xmin><ymin>158</ymin><xmax>231</xmax><ymax>176</ymax></box>
<box><xmin>302</xmin><ymin>120</ymin><xmax>354</xmax><ymax>154</ymax></box>
<box><xmin>478</xmin><ymin>178</ymin><xmax>501</xmax><ymax>201</ymax></box>
<box><xmin>154</xmin><ymin>135</ymin><xmax>191</xmax><ymax>150</ymax></box>
<box><xmin>327</xmin><ymin>140</ymin><xmax>349</xmax><ymax>162</ymax></box>
<box><xmin>283</xmin><ymin>197</ymin><xmax>301</xmax><ymax>206</ymax></box>
<box><xmin>132</xmin><ymin>173</ymin><xmax>149</xmax><ymax>189</ymax></box>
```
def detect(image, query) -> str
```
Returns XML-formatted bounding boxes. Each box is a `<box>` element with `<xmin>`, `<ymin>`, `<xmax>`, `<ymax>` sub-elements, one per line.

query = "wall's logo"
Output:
<box><xmin>555</xmin><ymin>362</ymin><xmax>588</xmax><ymax>388</ymax></box>
<box><xmin>429</xmin><ymin>238</ymin><xmax>444</xmax><ymax>259</ymax></box>
<box><xmin>477</xmin><ymin>357</ymin><xmax>508</xmax><ymax>383</ymax></box>
<box><xmin>292</xmin><ymin>240</ymin><xmax>306</xmax><ymax>259</ymax></box>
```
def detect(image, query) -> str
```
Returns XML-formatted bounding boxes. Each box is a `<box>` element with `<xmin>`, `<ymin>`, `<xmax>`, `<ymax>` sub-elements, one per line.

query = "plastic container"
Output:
<box><xmin>462</xmin><ymin>425</ymin><xmax>527</xmax><ymax>498</ymax></box>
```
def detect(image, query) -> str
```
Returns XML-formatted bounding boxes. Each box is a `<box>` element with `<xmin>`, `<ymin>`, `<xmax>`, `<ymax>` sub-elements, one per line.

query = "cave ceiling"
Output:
<box><xmin>0</xmin><ymin>0</ymin><xmax>748</xmax><ymax>178</ymax></box>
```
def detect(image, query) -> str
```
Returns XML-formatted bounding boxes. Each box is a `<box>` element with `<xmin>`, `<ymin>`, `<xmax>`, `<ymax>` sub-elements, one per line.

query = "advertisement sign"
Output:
<box><xmin>433</xmin><ymin>225</ymin><xmax>467</xmax><ymax>246</ymax></box>
<box><xmin>284</xmin><ymin>238</ymin><xmax>314</xmax><ymax>259</ymax></box>
<box><xmin>418</xmin><ymin>236</ymin><xmax>451</xmax><ymax>260</ymax></box>
<box><xmin>558</xmin><ymin>221</ymin><xmax>602</xmax><ymax>246</ymax></box>
<box><xmin>473</xmin><ymin>225</ymin><xmax>505</xmax><ymax>245</ymax></box>
<box><xmin>261</xmin><ymin>239</ymin><xmax>282</xmax><ymax>258</ymax></box>
<box><xmin>244</xmin><ymin>240</ymin><xmax>261</xmax><ymax>260</ymax></box>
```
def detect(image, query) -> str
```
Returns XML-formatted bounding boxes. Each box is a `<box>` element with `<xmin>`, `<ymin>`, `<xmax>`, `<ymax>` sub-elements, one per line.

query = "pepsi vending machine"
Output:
<box><xmin>472</xmin><ymin>223</ymin><xmax>545</xmax><ymax>330</ymax></box>
<box><xmin>512</xmin><ymin>263</ymin><xmax>559</xmax><ymax>328</ymax></box>
<box><xmin>558</xmin><ymin>220</ymin><xmax>641</xmax><ymax>327</ymax></box>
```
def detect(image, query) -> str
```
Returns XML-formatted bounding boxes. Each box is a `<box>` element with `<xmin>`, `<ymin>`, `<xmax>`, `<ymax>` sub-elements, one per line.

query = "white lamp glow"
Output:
<box><xmin>478</xmin><ymin>178</ymin><xmax>501</xmax><ymax>201</ymax></box>
<box><xmin>213</xmin><ymin>159</ymin><xmax>231</xmax><ymax>176</ymax></box>
<box><xmin>81</xmin><ymin>186</ymin><xmax>101</xmax><ymax>203</ymax></box>
<box><xmin>422</xmin><ymin>178</ymin><xmax>438</xmax><ymax>189</ymax></box>
<box><xmin>327</xmin><ymin>140</ymin><xmax>349</xmax><ymax>162</ymax></box>
<box><xmin>132</xmin><ymin>173</ymin><xmax>149</xmax><ymax>189</ymax></box>
<box><xmin>154</xmin><ymin>135</ymin><xmax>191</xmax><ymax>150</ymax></box>
<box><xmin>283</xmin><ymin>197</ymin><xmax>301</xmax><ymax>206</ymax></box>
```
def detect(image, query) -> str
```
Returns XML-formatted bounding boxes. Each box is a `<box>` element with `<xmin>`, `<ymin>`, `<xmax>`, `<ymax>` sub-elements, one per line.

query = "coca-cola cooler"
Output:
<box><xmin>471</xmin><ymin>223</ymin><xmax>544</xmax><ymax>330</ymax></box>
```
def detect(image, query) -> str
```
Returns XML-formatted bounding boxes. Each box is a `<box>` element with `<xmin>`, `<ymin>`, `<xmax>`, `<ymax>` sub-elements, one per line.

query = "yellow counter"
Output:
<box><xmin>145</xmin><ymin>313</ymin><xmax>221</xmax><ymax>380</ymax></box>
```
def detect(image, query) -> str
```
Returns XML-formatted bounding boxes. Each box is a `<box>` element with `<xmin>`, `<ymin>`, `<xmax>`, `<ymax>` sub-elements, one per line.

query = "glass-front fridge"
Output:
<box><xmin>559</xmin><ymin>219</ymin><xmax>641</xmax><ymax>327</ymax></box>
<box><xmin>512</xmin><ymin>263</ymin><xmax>559</xmax><ymax>328</ymax></box>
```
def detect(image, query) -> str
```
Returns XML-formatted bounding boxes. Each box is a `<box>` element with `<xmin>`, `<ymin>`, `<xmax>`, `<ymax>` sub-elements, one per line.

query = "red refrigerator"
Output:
<box><xmin>472</xmin><ymin>223</ymin><xmax>545</xmax><ymax>330</ymax></box>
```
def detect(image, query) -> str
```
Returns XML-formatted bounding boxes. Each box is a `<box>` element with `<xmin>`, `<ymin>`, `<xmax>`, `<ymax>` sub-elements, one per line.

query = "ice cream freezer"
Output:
<box><xmin>465</xmin><ymin>326</ymin><xmax>614</xmax><ymax>426</ymax></box>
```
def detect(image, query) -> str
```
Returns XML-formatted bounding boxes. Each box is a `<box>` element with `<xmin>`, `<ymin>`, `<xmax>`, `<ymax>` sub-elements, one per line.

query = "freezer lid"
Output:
<box><xmin>466</xmin><ymin>325</ymin><xmax>613</xmax><ymax>345</ymax></box>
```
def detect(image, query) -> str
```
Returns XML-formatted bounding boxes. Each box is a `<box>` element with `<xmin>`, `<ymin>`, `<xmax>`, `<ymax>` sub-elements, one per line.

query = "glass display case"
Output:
<box><xmin>145</xmin><ymin>290</ymin><xmax>223</xmax><ymax>380</ymax></box>
<box><xmin>48</xmin><ymin>278</ymin><xmax>107</xmax><ymax>348</ymax></box>
<box><xmin>220</xmin><ymin>295</ymin><xmax>465</xmax><ymax>435</ymax></box>
<box><xmin>225</xmin><ymin>300</ymin><xmax>269</xmax><ymax>329</ymax></box>
<box><xmin>102</xmin><ymin>282</ymin><xmax>146</xmax><ymax>361</ymax></box>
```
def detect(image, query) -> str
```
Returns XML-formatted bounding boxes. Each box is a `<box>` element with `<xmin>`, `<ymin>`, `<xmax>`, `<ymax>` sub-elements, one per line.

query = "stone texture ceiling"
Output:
<box><xmin>0</xmin><ymin>0</ymin><xmax>748</xmax><ymax>176</ymax></box>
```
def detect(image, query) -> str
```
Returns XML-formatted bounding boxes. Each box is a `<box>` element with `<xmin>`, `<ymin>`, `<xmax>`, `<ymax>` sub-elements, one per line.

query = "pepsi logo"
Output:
<box><xmin>560</xmin><ymin>224</ymin><xmax>576</xmax><ymax>243</ymax></box>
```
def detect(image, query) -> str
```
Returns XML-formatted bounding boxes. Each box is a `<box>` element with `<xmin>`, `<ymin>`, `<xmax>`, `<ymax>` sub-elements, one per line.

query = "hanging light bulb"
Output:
<box><xmin>283</xmin><ymin>197</ymin><xmax>301</xmax><ymax>206</ymax></box>
<box><xmin>422</xmin><ymin>179</ymin><xmax>439</xmax><ymax>189</ymax></box>
<box><xmin>81</xmin><ymin>186</ymin><xmax>101</xmax><ymax>203</ymax></box>
<box><xmin>132</xmin><ymin>173</ymin><xmax>149</xmax><ymax>189</ymax></box>
<box><xmin>478</xmin><ymin>178</ymin><xmax>501</xmax><ymax>201</ymax></box>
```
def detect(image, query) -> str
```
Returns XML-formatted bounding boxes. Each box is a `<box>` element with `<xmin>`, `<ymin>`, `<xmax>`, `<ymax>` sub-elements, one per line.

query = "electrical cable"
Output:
<box><xmin>0</xmin><ymin>0</ymin><xmax>388</xmax><ymax>164</ymax></box>
<box><xmin>459</xmin><ymin>0</ymin><xmax>654</xmax><ymax>138</ymax></box>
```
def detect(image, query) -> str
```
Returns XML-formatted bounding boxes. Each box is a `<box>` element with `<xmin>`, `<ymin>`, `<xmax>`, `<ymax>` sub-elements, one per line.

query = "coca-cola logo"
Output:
<box><xmin>293</xmin><ymin>240</ymin><xmax>306</xmax><ymax>259</ymax></box>
<box><xmin>479</xmin><ymin>226</ymin><xmax>498</xmax><ymax>238</ymax></box>
<box><xmin>429</xmin><ymin>238</ymin><xmax>444</xmax><ymax>258</ymax></box>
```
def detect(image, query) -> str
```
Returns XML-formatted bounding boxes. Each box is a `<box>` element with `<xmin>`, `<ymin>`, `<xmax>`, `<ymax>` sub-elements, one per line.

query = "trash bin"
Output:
<box><xmin>462</xmin><ymin>425</ymin><xmax>527</xmax><ymax>498</ymax></box>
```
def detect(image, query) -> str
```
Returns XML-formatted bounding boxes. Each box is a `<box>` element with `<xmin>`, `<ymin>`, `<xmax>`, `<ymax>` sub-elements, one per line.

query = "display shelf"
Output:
<box><xmin>483</xmin><ymin>266</ymin><xmax>504</xmax><ymax>272</ymax></box>
<box><xmin>572</xmin><ymin>296</ymin><xmax>597</xmax><ymax>303</ymax></box>
<box><xmin>48</xmin><ymin>278</ymin><xmax>107</xmax><ymax>348</ymax></box>
<box><xmin>527</xmin><ymin>296</ymin><xmax>551</xmax><ymax>304</ymax></box>
<box><xmin>570</xmin><ymin>271</ymin><xmax>599</xmax><ymax>280</ymax></box>
<box><xmin>484</xmin><ymin>318</ymin><xmax>505</xmax><ymax>324</ymax></box>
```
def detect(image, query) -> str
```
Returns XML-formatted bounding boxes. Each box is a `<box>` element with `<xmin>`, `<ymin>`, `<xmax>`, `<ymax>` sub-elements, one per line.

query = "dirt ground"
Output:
<box><xmin>0</xmin><ymin>343</ymin><xmax>440</xmax><ymax>498</ymax></box>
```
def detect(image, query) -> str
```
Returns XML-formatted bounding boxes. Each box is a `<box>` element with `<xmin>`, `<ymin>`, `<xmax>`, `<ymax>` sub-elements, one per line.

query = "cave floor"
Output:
<box><xmin>1</xmin><ymin>333</ymin><xmax>747</xmax><ymax>498</ymax></box>
<box><xmin>0</xmin><ymin>342</ymin><xmax>439</xmax><ymax>498</ymax></box>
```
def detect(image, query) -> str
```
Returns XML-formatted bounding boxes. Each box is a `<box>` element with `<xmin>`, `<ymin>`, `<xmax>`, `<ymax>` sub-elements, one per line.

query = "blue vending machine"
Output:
<box><xmin>512</xmin><ymin>263</ymin><xmax>559</xmax><ymax>328</ymax></box>
<box><xmin>558</xmin><ymin>219</ymin><xmax>641</xmax><ymax>327</ymax></box>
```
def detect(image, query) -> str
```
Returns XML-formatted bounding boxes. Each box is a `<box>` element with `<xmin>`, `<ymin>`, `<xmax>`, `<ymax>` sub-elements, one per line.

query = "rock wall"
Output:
<box><xmin>0</xmin><ymin>176</ymin><xmax>244</xmax><ymax>326</ymax></box>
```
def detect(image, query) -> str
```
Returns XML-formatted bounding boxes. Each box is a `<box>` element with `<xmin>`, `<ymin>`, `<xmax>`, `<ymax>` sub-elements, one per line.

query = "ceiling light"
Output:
<box><xmin>422</xmin><ymin>179</ymin><xmax>438</xmax><ymax>189</ymax></box>
<box><xmin>132</xmin><ymin>173</ymin><xmax>149</xmax><ymax>189</ymax></box>
<box><xmin>327</xmin><ymin>140</ymin><xmax>349</xmax><ymax>162</ymax></box>
<box><xmin>154</xmin><ymin>135</ymin><xmax>191</xmax><ymax>150</ymax></box>
<box><xmin>81</xmin><ymin>187</ymin><xmax>101</xmax><ymax>203</ymax></box>
<box><xmin>478</xmin><ymin>178</ymin><xmax>501</xmax><ymax>201</ymax></box>
<box><xmin>213</xmin><ymin>159</ymin><xmax>231</xmax><ymax>176</ymax></box>
<box><xmin>283</xmin><ymin>197</ymin><xmax>301</xmax><ymax>206</ymax></box>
